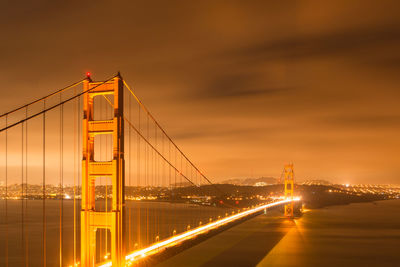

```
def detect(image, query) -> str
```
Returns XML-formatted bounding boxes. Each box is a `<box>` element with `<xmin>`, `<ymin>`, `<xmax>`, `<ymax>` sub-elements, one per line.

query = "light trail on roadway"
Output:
<box><xmin>96</xmin><ymin>197</ymin><xmax>301</xmax><ymax>267</ymax></box>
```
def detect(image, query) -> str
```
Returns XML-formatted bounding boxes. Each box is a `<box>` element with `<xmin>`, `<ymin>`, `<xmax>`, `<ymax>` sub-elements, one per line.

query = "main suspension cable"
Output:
<box><xmin>0</xmin><ymin>75</ymin><xmax>118</xmax><ymax>133</ymax></box>
<box><xmin>124</xmin><ymin>116</ymin><xmax>196</xmax><ymax>186</ymax></box>
<box><xmin>123</xmin><ymin>80</ymin><xmax>220</xmax><ymax>188</ymax></box>
<box><xmin>0</xmin><ymin>79</ymin><xmax>84</xmax><ymax>119</ymax></box>
<box><xmin>123</xmin><ymin>80</ymin><xmax>230</xmax><ymax>200</ymax></box>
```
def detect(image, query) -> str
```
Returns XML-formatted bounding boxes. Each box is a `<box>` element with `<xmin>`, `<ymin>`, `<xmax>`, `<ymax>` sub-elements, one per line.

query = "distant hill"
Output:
<box><xmin>221</xmin><ymin>177</ymin><xmax>278</xmax><ymax>186</ymax></box>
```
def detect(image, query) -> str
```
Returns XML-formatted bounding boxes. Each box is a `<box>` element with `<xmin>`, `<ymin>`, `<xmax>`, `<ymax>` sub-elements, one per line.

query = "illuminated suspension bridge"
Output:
<box><xmin>0</xmin><ymin>73</ymin><xmax>299</xmax><ymax>266</ymax></box>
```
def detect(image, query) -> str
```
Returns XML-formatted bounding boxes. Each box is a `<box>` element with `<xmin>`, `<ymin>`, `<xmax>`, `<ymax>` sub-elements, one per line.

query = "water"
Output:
<box><xmin>2</xmin><ymin>200</ymin><xmax>399</xmax><ymax>267</ymax></box>
<box><xmin>0</xmin><ymin>200</ymin><xmax>233</xmax><ymax>266</ymax></box>
<box><xmin>258</xmin><ymin>199</ymin><xmax>400</xmax><ymax>267</ymax></box>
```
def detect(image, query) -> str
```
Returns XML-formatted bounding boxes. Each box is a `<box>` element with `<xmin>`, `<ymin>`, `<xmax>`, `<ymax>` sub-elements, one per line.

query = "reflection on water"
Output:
<box><xmin>0</xmin><ymin>200</ymin><xmax>233</xmax><ymax>266</ymax></box>
<box><xmin>258</xmin><ymin>199</ymin><xmax>400</xmax><ymax>267</ymax></box>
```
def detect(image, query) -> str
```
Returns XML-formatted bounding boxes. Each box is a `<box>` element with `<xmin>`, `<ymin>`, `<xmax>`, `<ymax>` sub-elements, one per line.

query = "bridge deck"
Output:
<box><xmin>155</xmin><ymin>210</ymin><xmax>294</xmax><ymax>267</ymax></box>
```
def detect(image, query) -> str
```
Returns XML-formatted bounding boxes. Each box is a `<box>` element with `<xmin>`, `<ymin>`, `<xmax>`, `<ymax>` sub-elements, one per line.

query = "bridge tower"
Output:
<box><xmin>81</xmin><ymin>75</ymin><xmax>126</xmax><ymax>266</ymax></box>
<box><xmin>284</xmin><ymin>163</ymin><xmax>294</xmax><ymax>218</ymax></box>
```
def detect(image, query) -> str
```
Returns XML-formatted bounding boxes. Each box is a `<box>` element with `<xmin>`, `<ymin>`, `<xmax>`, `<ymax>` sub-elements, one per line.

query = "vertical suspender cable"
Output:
<box><xmin>190</xmin><ymin>164</ymin><xmax>193</xmax><ymax>227</ymax></box>
<box><xmin>157</xmin><ymin>125</ymin><xmax>160</xmax><ymax>240</ymax></box>
<box><xmin>25</xmin><ymin>106</ymin><xmax>29</xmax><ymax>267</ymax></box>
<box><xmin>105</xmin><ymin>98</ymin><xmax>108</xmax><ymax>257</ymax></box>
<box><xmin>21</xmin><ymin>121</ymin><xmax>25</xmax><ymax>265</ymax></box>
<box><xmin>162</xmin><ymin>131</ymin><xmax>165</xmax><ymax>236</ymax></box>
<box><xmin>5</xmin><ymin>115</ymin><xmax>8</xmax><ymax>267</ymax></box>
<box><xmin>128</xmin><ymin>89</ymin><xmax>132</xmax><ymax>251</ymax></box>
<box><xmin>42</xmin><ymin>100</ymin><xmax>46</xmax><ymax>267</ymax></box>
<box><xmin>59</xmin><ymin>98</ymin><xmax>64</xmax><ymax>267</ymax></box>
<box><xmin>174</xmin><ymin>148</ymin><xmax>177</xmax><ymax>232</ymax></box>
<box><xmin>99</xmin><ymin>95</ymin><xmax>102</xmax><ymax>258</ymax></box>
<box><xmin>162</xmin><ymin>133</ymin><xmax>165</xmax><ymax>187</ymax></box>
<box><xmin>73</xmin><ymin>88</ymin><xmax>77</xmax><ymax>266</ymax></box>
<box><xmin>168</xmin><ymin>140</ymin><xmax>171</xmax><ymax>235</ymax></box>
<box><xmin>154</xmin><ymin>123</ymin><xmax>157</xmax><ymax>241</ymax></box>
<box><xmin>146</xmin><ymin>116</ymin><xmax>149</xmax><ymax>245</ymax></box>
<box><xmin>77</xmin><ymin>94</ymin><xmax>81</xmax><ymax>263</ymax></box>
<box><xmin>101</xmin><ymin>97</ymin><xmax>104</xmax><ymax>258</ymax></box>
<box><xmin>137</xmin><ymin>104</ymin><xmax>141</xmax><ymax>247</ymax></box>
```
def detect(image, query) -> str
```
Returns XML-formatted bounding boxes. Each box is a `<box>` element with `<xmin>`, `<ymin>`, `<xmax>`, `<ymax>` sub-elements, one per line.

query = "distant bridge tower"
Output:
<box><xmin>284</xmin><ymin>163</ymin><xmax>294</xmax><ymax>218</ymax></box>
<box><xmin>81</xmin><ymin>75</ymin><xmax>126</xmax><ymax>266</ymax></box>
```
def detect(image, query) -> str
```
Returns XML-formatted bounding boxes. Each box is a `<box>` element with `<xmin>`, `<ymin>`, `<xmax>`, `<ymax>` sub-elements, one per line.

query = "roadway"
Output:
<box><xmin>155</xmin><ymin>210</ymin><xmax>295</xmax><ymax>267</ymax></box>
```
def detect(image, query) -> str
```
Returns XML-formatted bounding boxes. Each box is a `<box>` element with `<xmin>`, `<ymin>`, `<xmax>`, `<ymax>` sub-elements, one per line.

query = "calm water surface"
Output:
<box><xmin>0</xmin><ymin>200</ymin><xmax>233</xmax><ymax>266</ymax></box>
<box><xmin>259</xmin><ymin>199</ymin><xmax>400</xmax><ymax>267</ymax></box>
<box><xmin>1</xmin><ymin>199</ymin><xmax>399</xmax><ymax>266</ymax></box>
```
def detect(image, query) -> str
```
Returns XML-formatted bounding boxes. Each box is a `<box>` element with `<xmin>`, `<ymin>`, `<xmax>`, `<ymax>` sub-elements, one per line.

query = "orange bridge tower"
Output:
<box><xmin>284</xmin><ymin>163</ymin><xmax>294</xmax><ymax>218</ymax></box>
<box><xmin>81</xmin><ymin>75</ymin><xmax>126</xmax><ymax>266</ymax></box>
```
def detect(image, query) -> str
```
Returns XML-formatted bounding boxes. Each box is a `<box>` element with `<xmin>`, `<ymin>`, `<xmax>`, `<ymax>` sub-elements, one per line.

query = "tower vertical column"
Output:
<box><xmin>284</xmin><ymin>163</ymin><xmax>294</xmax><ymax>218</ymax></box>
<box><xmin>81</xmin><ymin>75</ymin><xmax>125</xmax><ymax>267</ymax></box>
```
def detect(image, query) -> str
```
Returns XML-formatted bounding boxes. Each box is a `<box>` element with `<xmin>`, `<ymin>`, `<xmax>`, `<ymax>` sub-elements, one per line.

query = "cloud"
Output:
<box><xmin>171</xmin><ymin>125</ymin><xmax>268</xmax><ymax>141</ymax></box>
<box><xmin>221</xmin><ymin>26</ymin><xmax>400</xmax><ymax>66</ymax></box>
<box><xmin>197</xmin><ymin>72</ymin><xmax>293</xmax><ymax>99</ymax></box>
<box><xmin>1</xmin><ymin>0</ymin><xmax>400</xmax><ymax>184</ymax></box>
<box><xmin>319</xmin><ymin>114</ymin><xmax>400</xmax><ymax>128</ymax></box>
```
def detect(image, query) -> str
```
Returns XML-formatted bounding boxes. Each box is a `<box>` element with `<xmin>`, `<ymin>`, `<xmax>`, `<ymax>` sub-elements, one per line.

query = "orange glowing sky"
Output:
<box><xmin>1</xmin><ymin>1</ymin><xmax>400</xmax><ymax>184</ymax></box>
